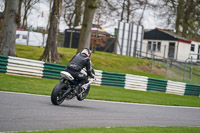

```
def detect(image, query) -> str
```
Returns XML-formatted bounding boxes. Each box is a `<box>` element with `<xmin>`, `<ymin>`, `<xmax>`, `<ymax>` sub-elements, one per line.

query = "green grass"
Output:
<box><xmin>17</xmin><ymin>126</ymin><xmax>200</xmax><ymax>133</ymax></box>
<box><xmin>15</xmin><ymin>45</ymin><xmax>164</xmax><ymax>79</ymax></box>
<box><xmin>15</xmin><ymin>44</ymin><xmax>200</xmax><ymax>84</ymax></box>
<box><xmin>165</xmin><ymin>62</ymin><xmax>200</xmax><ymax>84</ymax></box>
<box><xmin>1</xmin><ymin>73</ymin><xmax>200</xmax><ymax>107</ymax></box>
<box><xmin>0</xmin><ymin>74</ymin><xmax>56</xmax><ymax>95</ymax></box>
<box><xmin>16</xmin><ymin>45</ymin><xmax>44</xmax><ymax>60</ymax></box>
<box><xmin>88</xmin><ymin>85</ymin><xmax>200</xmax><ymax>107</ymax></box>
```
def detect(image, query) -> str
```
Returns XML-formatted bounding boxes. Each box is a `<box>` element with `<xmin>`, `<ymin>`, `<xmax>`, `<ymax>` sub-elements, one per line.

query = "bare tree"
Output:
<box><xmin>77</xmin><ymin>0</ymin><xmax>100</xmax><ymax>53</ymax></box>
<box><xmin>63</xmin><ymin>0</ymin><xmax>84</xmax><ymax>28</ymax></box>
<box><xmin>17</xmin><ymin>0</ymin><xmax>23</xmax><ymax>27</ymax></box>
<box><xmin>0</xmin><ymin>0</ymin><xmax>19</xmax><ymax>56</ymax></box>
<box><xmin>102</xmin><ymin>0</ymin><xmax>156</xmax><ymax>25</ymax></box>
<box><xmin>63</xmin><ymin>0</ymin><xmax>74</xmax><ymax>28</ymax></box>
<box><xmin>158</xmin><ymin>0</ymin><xmax>200</xmax><ymax>41</ymax></box>
<box><xmin>73</xmin><ymin>0</ymin><xmax>84</xmax><ymax>27</ymax></box>
<box><xmin>40</xmin><ymin>0</ymin><xmax>62</xmax><ymax>63</ymax></box>
<box><xmin>21</xmin><ymin>0</ymin><xmax>40</xmax><ymax>29</ymax></box>
<box><xmin>46</xmin><ymin>0</ymin><xmax>53</xmax><ymax>32</ymax></box>
<box><xmin>138</xmin><ymin>0</ymin><xmax>148</xmax><ymax>25</ymax></box>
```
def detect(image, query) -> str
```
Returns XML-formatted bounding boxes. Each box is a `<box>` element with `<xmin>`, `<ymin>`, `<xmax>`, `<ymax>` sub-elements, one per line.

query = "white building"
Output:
<box><xmin>142</xmin><ymin>28</ymin><xmax>193</xmax><ymax>62</ymax></box>
<box><xmin>189</xmin><ymin>40</ymin><xmax>200</xmax><ymax>62</ymax></box>
<box><xmin>16</xmin><ymin>30</ymin><xmax>47</xmax><ymax>47</ymax></box>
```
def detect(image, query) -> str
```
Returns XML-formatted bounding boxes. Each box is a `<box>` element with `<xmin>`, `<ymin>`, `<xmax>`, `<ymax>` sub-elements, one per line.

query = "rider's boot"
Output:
<box><xmin>74</xmin><ymin>83</ymin><xmax>82</xmax><ymax>96</ymax></box>
<box><xmin>74</xmin><ymin>85</ymin><xmax>80</xmax><ymax>96</ymax></box>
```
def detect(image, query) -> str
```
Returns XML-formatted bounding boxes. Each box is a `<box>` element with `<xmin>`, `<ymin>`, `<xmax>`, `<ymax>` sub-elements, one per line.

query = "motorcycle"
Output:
<box><xmin>51</xmin><ymin>69</ymin><xmax>95</xmax><ymax>105</ymax></box>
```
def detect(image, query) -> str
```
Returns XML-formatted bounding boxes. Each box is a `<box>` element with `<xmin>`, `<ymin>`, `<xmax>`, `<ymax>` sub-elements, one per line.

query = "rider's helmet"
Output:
<box><xmin>81</xmin><ymin>48</ymin><xmax>91</xmax><ymax>57</ymax></box>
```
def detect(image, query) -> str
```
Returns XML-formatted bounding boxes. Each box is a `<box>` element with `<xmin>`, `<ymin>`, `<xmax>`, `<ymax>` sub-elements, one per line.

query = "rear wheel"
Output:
<box><xmin>77</xmin><ymin>85</ymin><xmax>90</xmax><ymax>101</ymax></box>
<box><xmin>51</xmin><ymin>82</ymin><xmax>69</xmax><ymax>105</ymax></box>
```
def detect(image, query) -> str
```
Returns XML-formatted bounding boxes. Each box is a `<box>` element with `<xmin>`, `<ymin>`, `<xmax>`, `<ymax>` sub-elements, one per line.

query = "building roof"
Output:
<box><xmin>65</xmin><ymin>25</ymin><xmax>115</xmax><ymax>38</ymax></box>
<box><xmin>144</xmin><ymin>28</ymin><xmax>191</xmax><ymax>44</ymax></box>
<box><xmin>191</xmin><ymin>40</ymin><xmax>200</xmax><ymax>43</ymax></box>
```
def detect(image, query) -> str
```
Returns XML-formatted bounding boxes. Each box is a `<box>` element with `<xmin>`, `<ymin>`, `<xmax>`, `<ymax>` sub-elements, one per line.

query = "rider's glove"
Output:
<box><xmin>89</xmin><ymin>73</ymin><xmax>95</xmax><ymax>78</ymax></box>
<box><xmin>88</xmin><ymin>71</ymin><xmax>95</xmax><ymax>78</ymax></box>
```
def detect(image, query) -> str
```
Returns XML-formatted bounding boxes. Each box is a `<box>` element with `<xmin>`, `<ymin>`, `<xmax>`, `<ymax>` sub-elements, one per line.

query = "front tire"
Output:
<box><xmin>51</xmin><ymin>81</ymin><xmax>69</xmax><ymax>105</ymax></box>
<box><xmin>77</xmin><ymin>85</ymin><xmax>90</xmax><ymax>101</ymax></box>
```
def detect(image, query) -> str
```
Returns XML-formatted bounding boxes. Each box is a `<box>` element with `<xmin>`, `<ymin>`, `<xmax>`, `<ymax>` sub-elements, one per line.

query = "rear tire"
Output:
<box><xmin>51</xmin><ymin>81</ymin><xmax>69</xmax><ymax>105</ymax></box>
<box><xmin>77</xmin><ymin>85</ymin><xmax>90</xmax><ymax>101</ymax></box>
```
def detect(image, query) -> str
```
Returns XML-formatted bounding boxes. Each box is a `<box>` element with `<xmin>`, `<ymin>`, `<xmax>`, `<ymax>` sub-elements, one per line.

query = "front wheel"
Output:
<box><xmin>77</xmin><ymin>85</ymin><xmax>90</xmax><ymax>101</ymax></box>
<box><xmin>51</xmin><ymin>81</ymin><xmax>69</xmax><ymax>105</ymax></box>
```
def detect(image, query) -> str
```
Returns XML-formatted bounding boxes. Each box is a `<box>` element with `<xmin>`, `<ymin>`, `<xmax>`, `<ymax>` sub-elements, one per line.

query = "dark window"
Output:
<box><xmin>148</xmin><ymin>41</ymin><xmax>151</xmax><ymax>50</ymax></box>
<box><xmin>153</xmin><ymin>42</ymin><xmax>156</xmax><ymax>51</ymax></box>
<box><xmin>147</xmin><ymin>41</ymin><xmax>161</xmax><ymax>51</ymax></box>
<box><xmin>190</xmin><ymin>44</ymin><xmax>195</xmax><ymax>52</ymax></box>
<box><xmin>16</xmin><ymin>34</ymin><xmax>20</xmax><ymax>39</ymax></box>
<box><xmin>157</xmin><ymin>42</ymin><xmax>161</xmax><ymax>51</ymax></box>
<box><xmin>22</xmin><ymin>35</ymin><xmax>27</xmax><ymax>40</ymax></box>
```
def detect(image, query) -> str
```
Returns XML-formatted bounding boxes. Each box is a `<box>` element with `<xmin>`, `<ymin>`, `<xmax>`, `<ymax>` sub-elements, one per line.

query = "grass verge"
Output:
<box><xmin>15</xmin><ymin>44</ymin><xmax>200</xmax><ymax>84</ymax></box>
<box><xmin>17</xmin><ymin>126</ymin><xmax>200</xmax><ymax>133</ymax></box>
<box><xmin>1</xmin><ymin>73</ymin><xmax>200</xmax><ymax>107</ymax></box>
<box><xmin>15</xmin><ymin>45</ymin><xmax>164</xmax><ymax>79</ymax></box>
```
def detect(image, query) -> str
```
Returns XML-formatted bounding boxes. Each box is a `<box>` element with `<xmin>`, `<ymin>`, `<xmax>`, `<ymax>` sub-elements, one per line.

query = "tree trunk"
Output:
<box><xmin>77</xmin><ymin>0</ymin><xmax>99</xmax><ymax>53</ymax></box>
<box><xmin>46</xmin><ymin>0</ymin><xmax>53</xmax><ymax>32</ymax></box>
<box><xmin>3</xmin><ymin>0</ymin><xmax>7</xmax><ymax>16</ymax></box>
<box><xmin>120</xmin><ymin>0</ymin><xmax>125</xmax><ymax>21</ymax></box>
<box><xmin>17</xmin><ymin>0</ymin><xmax>23</xmax><ymax>27</ymax></box>
<box><xmin>21</xmin><ymin>0</ymin><xmax>40</xmax><ymax>29</ymax></box>
<box><xmin>126</xmin><ymin>0</ymin><xmax>131</xmax><ymax>23</ymax></box>
<box><xmin>40</xmin><ymin>0</ymin><xmax>62</xmax><ymax>63</ymax></box>
<box><xmin>0</xmin><ymin>0</ymin><xmax>19</xmax><ymax>56</ymax></box>
<box><xmin>175</xmin><ymin>0</ymin><xmax>184</xmax><ymax>35</ymax></box>
<box><xmin>138</xmin><ymin>0</ymin><xmax>147</xmax><ymax>25</ymax></box>
<box><xmin>73</xmin><ymin>0</ymin><xmax>83</xmax><ymax>27</ymax></box>
<box><xmin>22</xmin><ymin>5</ymin><xmax>29</xmax><ymax>28</ymax></box>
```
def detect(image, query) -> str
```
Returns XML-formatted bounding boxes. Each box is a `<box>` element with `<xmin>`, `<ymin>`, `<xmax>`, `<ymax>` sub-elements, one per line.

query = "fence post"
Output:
<box><xmin>189</xmin><ymin>57</ymin><xmax>193</xmax><ymax>82</ymax></box>
<box><xmin>114</xmin><ymin>32</ymin><xmax>118</xmax><ymax>54</ymax></box>
<box><xmin>146</xmin><ymin>43</ymin><xmax>148</xmax><ymax>58</ymax></box>
<box><xmin>165</xmin><ymin>59</ymin><xmax>169</xmax><ymax>80</ymax></box>
<box><xmin>163</xmin><ymin>45</ymin><xmax>166</xmax><ymax>60</ymax></box>
<box><xmin>27</xmin><ymin>30</ymin><xmax>30</xmax><ymax>46</ymax></box>
<box><xmin>183</xmin><ymin>60</ymin><xmax>186</xmax><ymax>82</ymax></box>
<box><xmin>133</xmin><ymin>40</ymin><xmax>137</xmax><ymax>57</ymax></box>
<box><xmin>183</xmin><ymin>58</ymin><xmax>189</xmax><ymax>82</ymax></box>
<box><xmin>151</xmin><ymin>52</ymin><xmax>154</xmax><ymax>73</ymax></box>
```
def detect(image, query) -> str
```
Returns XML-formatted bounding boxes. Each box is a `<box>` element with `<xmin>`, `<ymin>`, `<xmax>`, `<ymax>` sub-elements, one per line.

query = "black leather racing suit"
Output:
<box><xmin>65</xmin><ymin>53</ymin><xmax>93</xmax><ymax>86</ymax></box>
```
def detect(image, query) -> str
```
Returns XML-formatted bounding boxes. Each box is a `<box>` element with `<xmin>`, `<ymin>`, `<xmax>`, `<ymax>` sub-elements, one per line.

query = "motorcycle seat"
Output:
<box><xmin>60</xmin><ymin>71</ymin><xmax>74</xmax><ymax>81</ymax></box>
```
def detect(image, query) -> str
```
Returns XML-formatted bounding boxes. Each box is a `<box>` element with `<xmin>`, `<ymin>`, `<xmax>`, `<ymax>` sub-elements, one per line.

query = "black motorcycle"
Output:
<box><xmin>51</xmin><ymin>69</ymin><xmax>95</xmax><ymax>105</ymax></box>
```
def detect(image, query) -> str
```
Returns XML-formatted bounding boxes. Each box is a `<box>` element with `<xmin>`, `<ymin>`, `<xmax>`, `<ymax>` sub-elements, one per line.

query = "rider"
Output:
<box><xmin>65</xmin><ymin>48</ymin><xmax>94</xmax><ymax>95</ymax></box>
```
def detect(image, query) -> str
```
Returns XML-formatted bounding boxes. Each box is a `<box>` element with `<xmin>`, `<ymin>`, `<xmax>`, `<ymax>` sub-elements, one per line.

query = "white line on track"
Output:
<box><xmin>0</xmin><ymin>91</ymin><xmax>199</xmax><ymax>110</ymax></box>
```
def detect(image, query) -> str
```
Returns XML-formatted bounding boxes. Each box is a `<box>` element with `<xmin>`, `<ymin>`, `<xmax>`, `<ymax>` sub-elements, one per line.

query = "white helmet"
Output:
<box><xmin>81</xmin><ymin>48</ymin><xmax>91</xmax><ymax>57</ymax></box>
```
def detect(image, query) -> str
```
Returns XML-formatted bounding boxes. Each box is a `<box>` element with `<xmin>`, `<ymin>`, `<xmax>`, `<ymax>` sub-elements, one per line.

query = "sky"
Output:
<box><xmin>0</xmin><ymin>0</ymin><xmax>163</xmax><ymax>35</ymax></box>
<box><xmin>31</xmin><ymin>1</ymin><xmax>161</xmax><ymax>34</ymax></box>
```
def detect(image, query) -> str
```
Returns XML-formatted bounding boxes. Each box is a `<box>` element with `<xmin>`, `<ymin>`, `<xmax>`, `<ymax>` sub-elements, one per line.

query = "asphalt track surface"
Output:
<box><xmin>0</xmin><ymin>91</ymin><xmax>200</xmax><ymax>132</ymax></box>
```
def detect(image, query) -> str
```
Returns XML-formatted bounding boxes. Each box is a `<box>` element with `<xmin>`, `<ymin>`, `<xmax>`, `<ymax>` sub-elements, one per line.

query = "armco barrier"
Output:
<box><xmin>166</xmin><ymin>80</ymin><xmax>186</xmax><ymax>95</ymax></box>
<box><xmin>147</xmin><ymin>78</ymin><xmax>167</xmax><ymax>92</ymax></box>
<box><xmin>0</xmin><ymin>55</ymin><xmax>199</xmax><ymax>97</ymax></box>
<box><xmin>125</xmin><ymin>74</ymin><xmax>148</xmax><ymax>91</ymax></box>
<box><xmin>0</xmin><ymin>55</ymin><xmax>8</xmax><ymax>73</ymax></box>
<box><xmin>43</xmin><ymin>62</ymin><xmax>65</xmax><ymax>80</ymax></box>
<box><xmin>101</xmin><ymin>72</ymin><xmax>125</xmax><ymax>88</ymax></box>
<box><xmin>0</xmin><ymin>55</ymin><xmax>102</xmax><ymax>86</ymax></box>
<box><xmin>1</xmin><ymin>55</ymin><xmax>44</xmax><ymax>78</ymax></box>
<box><xmin>185</xmin><ymin>84</ymin><xmax>200</xmax><ymax>96</ymax></box>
